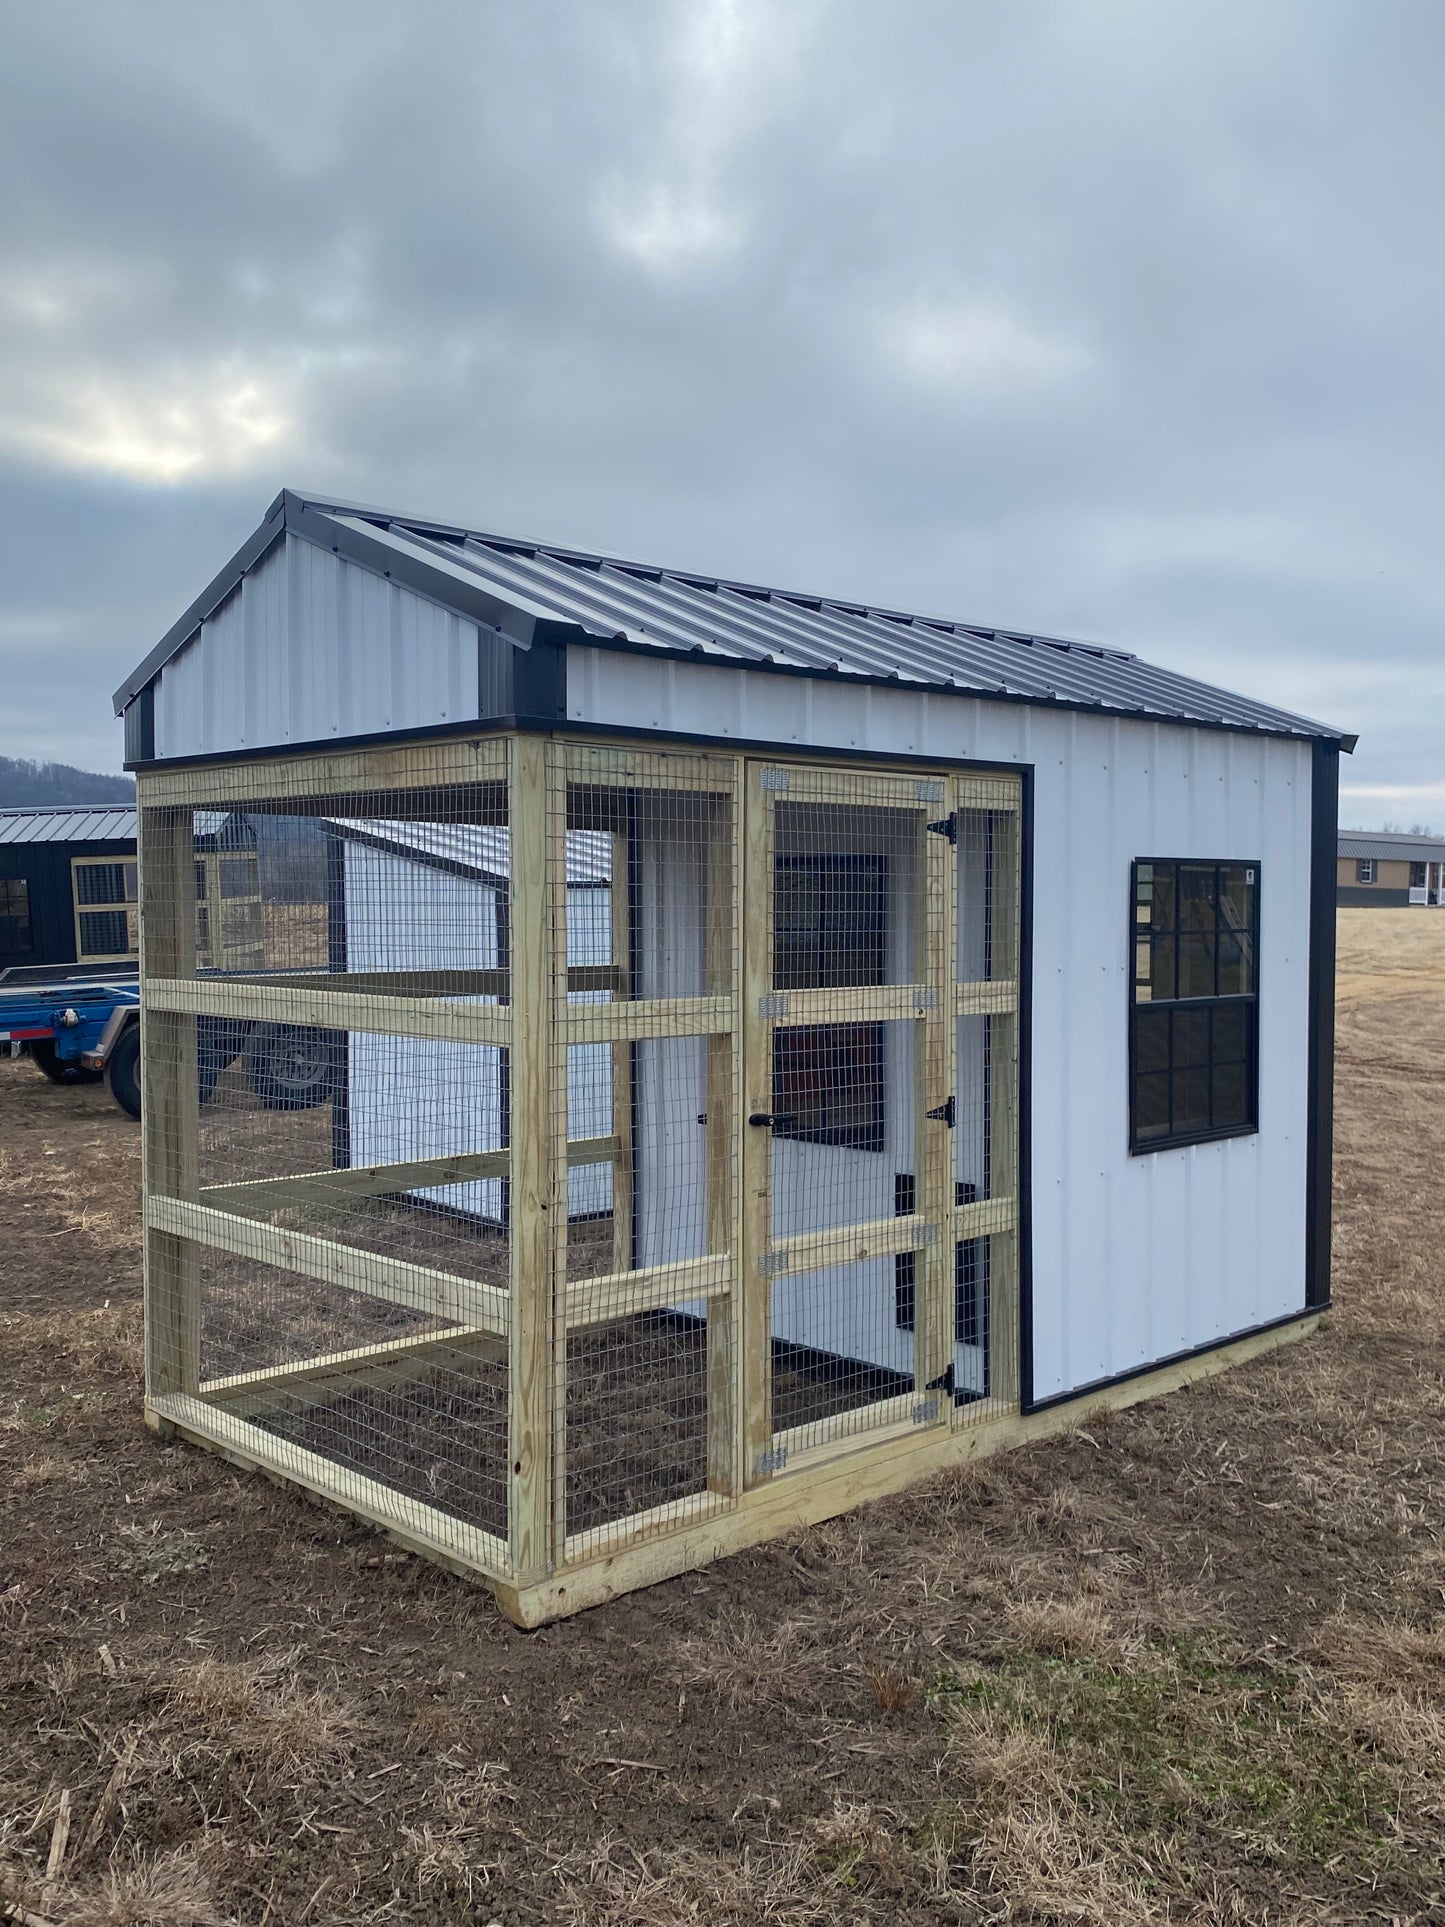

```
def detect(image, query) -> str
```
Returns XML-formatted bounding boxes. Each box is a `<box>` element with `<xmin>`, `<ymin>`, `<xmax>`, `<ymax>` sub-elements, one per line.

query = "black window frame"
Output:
<box><xmin>1129</xmin><ymin>858</ymin><xmax>1260</xmax><ymax>1156</ymax></box>
<box><xmin>1409</xmin><ymin>861</ymin><xmax>1427</xmax><ymax>888</ymax></box>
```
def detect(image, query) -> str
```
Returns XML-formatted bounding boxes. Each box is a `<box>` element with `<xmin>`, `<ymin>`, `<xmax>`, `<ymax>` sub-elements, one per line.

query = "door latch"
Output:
<box><xmin>748</xmin><ymin>1112</ymin><xmax>798</xmax><ymax>1129</ymax></box>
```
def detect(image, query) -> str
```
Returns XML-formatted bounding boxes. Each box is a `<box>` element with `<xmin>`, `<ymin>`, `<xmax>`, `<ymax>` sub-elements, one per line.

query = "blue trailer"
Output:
<box><xmin>0</xmin><ymin>961</ymin><xmax>142</xmax><ymax>1117</ymax></box>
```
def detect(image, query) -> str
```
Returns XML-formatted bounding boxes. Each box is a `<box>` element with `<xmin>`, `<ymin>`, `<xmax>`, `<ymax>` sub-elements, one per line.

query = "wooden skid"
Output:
<box><xmin>148</xmin><ymin>1194</ymin><xmax>510</xmax><ymax>1333</ymax></box>
<box><xmin>147</xmin><ymin>1392</ymin><xmax>510</xmax><ymax>1579</ymax></box>
<box><xmin>145</xmin><ymin>975</ymin><xmax>512</xmax><ymax>1047</ymax></box>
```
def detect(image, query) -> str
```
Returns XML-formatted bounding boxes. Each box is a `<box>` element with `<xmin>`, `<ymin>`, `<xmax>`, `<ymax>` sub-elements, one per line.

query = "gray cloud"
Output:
<box><xmin>0</xmin><ymin>0</ymin><xmax>1440</xmax><ymax>820</ymax></box>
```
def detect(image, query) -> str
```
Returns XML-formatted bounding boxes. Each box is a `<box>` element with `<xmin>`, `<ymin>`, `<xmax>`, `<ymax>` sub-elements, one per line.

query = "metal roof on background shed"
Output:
<box><xmin>114</xmin><ymin>488</ymin><xmax>1357</xmax><ymax>749</ymax></box>
<box><xmin>1338</xmin><ymin>830</ymin><xmax>1445</xmax><ymax>862</ymax></box>
<box><xmin>0</xmin><ymin>806</ymin><xmax>138</xmax><ymax>845</ymax></box>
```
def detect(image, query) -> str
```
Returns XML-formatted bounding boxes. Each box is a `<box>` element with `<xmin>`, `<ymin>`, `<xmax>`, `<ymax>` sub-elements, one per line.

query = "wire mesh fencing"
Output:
<box><xmin>138</xmin><ymin>736</ymin><xmax>1022</xmax><ymax>1597</ymax></box>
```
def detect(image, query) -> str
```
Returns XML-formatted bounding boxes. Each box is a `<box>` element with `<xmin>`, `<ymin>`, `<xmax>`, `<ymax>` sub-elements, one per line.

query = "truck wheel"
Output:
<box><xmin>104</xmin><ymin>1025</ymin><xmax>142</xmax><ymax>1120</ymax></box>
<box><xmin>242</xmin><ymin>1023</ymin><xmax>337</xmax><ymax>1110</ymax></box>
<box><xmin>30</xmin><ymin>1042</ymin><xmax>103</xmax><ymax>1085</ymax></box>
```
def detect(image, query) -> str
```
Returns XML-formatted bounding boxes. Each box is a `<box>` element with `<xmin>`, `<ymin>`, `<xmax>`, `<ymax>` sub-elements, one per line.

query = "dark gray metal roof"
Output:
<box><xmin>114</xmin><ymin>488</ymin><xmax>1356</xmax><ymax>749</ymax></box>
<box><xmin>1338</xmin><ymin>830</ymin><xmax>1445</xmax><ymax>861</ymax></box>
<box><xmin>0</xmin><ymin>806</ymin><xmax>138</xmax><ymax>845</ymax></box>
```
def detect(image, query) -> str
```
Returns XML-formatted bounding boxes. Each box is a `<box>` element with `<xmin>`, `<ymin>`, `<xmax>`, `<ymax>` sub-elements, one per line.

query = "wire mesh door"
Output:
<box><xmin>742</xmin><ymin>762</ymin><xmax>960</xmax><ymax>1475</ymax></box>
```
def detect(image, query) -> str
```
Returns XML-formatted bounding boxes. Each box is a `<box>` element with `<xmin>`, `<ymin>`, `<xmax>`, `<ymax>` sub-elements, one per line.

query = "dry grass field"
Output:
<box><xmin>2</xmin><ymin>907</ymin><xmax>1443</xmax><ymax>1925</ymax></box>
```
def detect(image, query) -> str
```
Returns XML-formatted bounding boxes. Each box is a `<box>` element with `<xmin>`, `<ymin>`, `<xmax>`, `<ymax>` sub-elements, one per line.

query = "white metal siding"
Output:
<box><xmin>568</xmin><ymin>644</ymin><xmax>1314</xmax><ymax>1403</ymax></box>
<box><xmin>153</xmin><ymin>537</ymin><xmax>481</xmax><ymax>758</ymax></box>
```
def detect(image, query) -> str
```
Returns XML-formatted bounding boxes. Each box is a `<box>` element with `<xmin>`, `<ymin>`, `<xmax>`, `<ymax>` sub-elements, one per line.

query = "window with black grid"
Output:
<box><xmin>1131</xmin><ymin>860</ymin><xmax>1259</xmax><ymax>1153</ymax></box>
<box><xmin>0</xmin><ymin>877</ymin><xmax>31</xmax><ymax>952</ymax></box>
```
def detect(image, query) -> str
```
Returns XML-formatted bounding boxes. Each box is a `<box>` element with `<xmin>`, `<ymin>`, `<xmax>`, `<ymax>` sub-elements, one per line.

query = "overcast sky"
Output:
<box><xmin>1</xmin><ymin>1</ymin><xmax>1440</xmax><ymax>823</ymax></box>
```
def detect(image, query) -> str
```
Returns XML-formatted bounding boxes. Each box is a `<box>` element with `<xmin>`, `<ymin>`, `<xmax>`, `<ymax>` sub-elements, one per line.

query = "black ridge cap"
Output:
<box><xmin>112</xmin><ymin>487</ymin><xmax>1359</xmax><ymax>750</ymax></box>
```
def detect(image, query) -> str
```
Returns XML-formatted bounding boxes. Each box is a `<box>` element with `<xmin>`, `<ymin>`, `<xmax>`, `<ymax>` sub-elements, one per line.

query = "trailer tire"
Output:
<box><xmin>242</xmin><ymin>1023</ymin><xmax>337</xmax><ymax>1110</ymax></box>
<box><xmin>30</xmin><ymin>1042</ymin><xmax>104</xmax><ymax>1086</ymax></box>
<box><xmin>104</xmin><ymin>1024</ymin><xmax>142</xmax><ymax>1120</ymax></box>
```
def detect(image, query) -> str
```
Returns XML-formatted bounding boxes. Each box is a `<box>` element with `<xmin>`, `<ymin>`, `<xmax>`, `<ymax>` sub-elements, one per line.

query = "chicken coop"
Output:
<box><xmin>113</xmin><ymin>490</ymin><xmax>1352</xmax><ymax>1624</ymax></box>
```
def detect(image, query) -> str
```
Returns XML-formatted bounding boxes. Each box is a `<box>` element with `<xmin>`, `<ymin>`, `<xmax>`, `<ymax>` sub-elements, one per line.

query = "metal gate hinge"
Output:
<box><xmin>927</xmin><ymin>812</ymin><xmax>957</xmax><ymax>844</ymax></box>
<box><xmin>914</xmin><ymin>988</ymin><xmax>939</xmax><ymax>1012</ymax></box>
<box><xmin>926</xmin><ymin>1095</ymin><xmax>956</xmax><ymax>1127</ymax></box>
<box><xmin>758</xmin><ymin>993</ymin><xmax>790</xmax><ymax>1018</ymax></box>
<box><xmin>912</xmin><ymin>1397</ymin><xmax>941</xmax><ymax>1425</ymax></box>
<box><xmin>760</xmin><ymin>768</ymin><xmax>790</xmax><ymax>792</ymax></box>
<box><xmin>755</xmin><ymin>1445</ymin><xmax>788</xmax><ymax>1476</ymax></box>
<box><xmin>914</xmin><ymin>779</ymin><xmax>945</xmax><ymax>803</ymax></box>
<box><xmin>926</xmin><ymin>1364</ymin><xmax>957</xmax><ymax>1396</ymax></box>
<box><xmin>758</xmin><ymin>1250</ymin><xmax>790</xmax><ymax>1276</ymax></box>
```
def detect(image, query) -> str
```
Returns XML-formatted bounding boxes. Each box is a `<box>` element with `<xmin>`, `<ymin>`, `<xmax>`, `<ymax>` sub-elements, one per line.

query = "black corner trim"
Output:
<box><xmin>1023</xmin><ymin>1305</ymin><xmax>1322</xmax><ymax>1417</ymax></box>
<box><xmin>123</xmin><ymin>685</ymin><xmax>155</xmax><ymax>764</ymax></box>
<box><xmin>1017</xmin><ymin>766</ymin><xmax>1036</xmax><ymax>1413</ymax></box>
<box><xmin>1306</xmin><ymin>740</ymin><xmax>1339</xmax><ymax>1309</ymax></box>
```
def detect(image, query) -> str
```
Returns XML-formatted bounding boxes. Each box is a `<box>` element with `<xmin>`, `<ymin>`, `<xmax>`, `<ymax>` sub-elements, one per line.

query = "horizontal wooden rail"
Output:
<box><xmin>954</xmin><ymin>1195</ymin><xmax>1016</xmax><ymax>1240</ymax></box>
<box><xmin>207</xmin><ymin>963</ymin><xmax>626</xmax><ymax>999</ymax></box>
<box><xmin>201</xmin><ymin>1134</ymin><xmax>618</xmax><ymax>1218</ymax></box>
<box><xmin>144</xmin><ymin>975</ymin><xmax>512</xmax><ymax>1047</ymax></box>
<box><xmin>148</xmin><ymin>1194</ymin><xmax>511</xmax><ymax>1333</ymax></box>
<box><xmin>561</xmin><ymin>995</ymin><xmax>736</xmax><ymax>1043</ymax></box>
<box><xmin>764</xmin><ymin>984</ymin><xmax>938</xmax><ymax>1026</ymax></box>
<box><xmin>148</xmin><ymin>1391</ymin><xmax>511</xmax><ymax>1578</ymax></box>
<box><xmin>138</xmin><ymin>738</ymin><xmax>509</xmax><ymax>809</ymax></box>
<box><xmin>564</xmin><ymin>1252</ymin><xmax>730</xmax><ymax>1330</ymax></box>
<box><xmin>200</xmin><ymin>1320</ymin><xmax>507</xmax><ymax>1406</ymax></box>
<box><xmin>772</xmin><ymin>1211</ymin><xmax>934</xmax><ymax>1276</ymax></box>
<box><xmin>955</xmin><ymin>979</ymin><xmax>1017</xmax><ymax>1017</ymax></box>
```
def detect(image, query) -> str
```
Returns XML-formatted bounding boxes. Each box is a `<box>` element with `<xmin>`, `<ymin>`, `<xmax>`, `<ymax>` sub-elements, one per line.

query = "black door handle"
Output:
<box><xmin>748</xmin><ymin>1112</ymin><xmax>797</xmax><ymax>1129</ymax></box>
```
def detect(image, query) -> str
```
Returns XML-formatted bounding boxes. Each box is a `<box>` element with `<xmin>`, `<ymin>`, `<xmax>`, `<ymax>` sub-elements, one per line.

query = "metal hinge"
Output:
<box><xmin>758</xmin><ymin>1250</ymin><xmax>790</xmax><ymax>1277</ymax></box>
<box><xmin>911</xmin><ymin>1397</ymin><xmax>941</xmax><ymax>1425</ymax></box>
<box><xmin>914</xmin><ymin>988</ymin><xmax>939</xmax><ymax>1012</ymax></box>
<box><xmin>754</xmin><ymin>1445</ymin><xmax>788</xmax><ymax>1476</ymax></box>
<box><xmin>927</xmin><ymin>812</ymin><xmax>957</xmax><ymax>844</ymax></box>
<box><xmin>760</xmin><ymin>768</ymin><xmax>790</xmax><ymax>792</ymax></box>
<box><xmin>758</xmin><ymin>993</ymin><xmax>790</xmax><ymax>1018</ymax></box>
<box><xmin>914</xmin><ymin>779</ymin><xmax>945</xmax><ymax>803</ymax></box>
<box><xmin>926</xmin><ymin>1364</ymin><xmax>957</xmax><ymax>1397</ymax></box>
<box><xmin>925</xmin><ymin>1095</ymin><xmax>956</xmax><ymax>1127</ymax></box>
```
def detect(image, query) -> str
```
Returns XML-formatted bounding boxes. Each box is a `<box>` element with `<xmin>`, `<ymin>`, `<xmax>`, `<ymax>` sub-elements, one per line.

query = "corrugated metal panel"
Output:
<box><xmin>153</xmin><ymin>535</ymin><xmax>481</xmax><ymax>759</ymax></box>
<box><xmin>572</xmin><ymin>646</ymin><xmax>1312</xmax><ymax>1403</ymax></box>
<box><xmin>352</xmin><ymin>510</ymin><xmax>1342</xmax><ymax>741</ymax></box>
<box><xmin>1338</xmin><ymin>832</ymin><xmax>1445</xmax><ymax>861</ymax></box>
<box><xmin>325</xmin><ymin>819</ymin><xmax>610</xmax><ymax>885</ymax></box>
<box><xmin>0</xmin><ymin>806</ymin><xmax>138</xmax><ymax>845</ymax></box>
<box><xmin>127</xmin><ymin>492</ymin><xmax>1353</xmax><ymax>755</ymax></box>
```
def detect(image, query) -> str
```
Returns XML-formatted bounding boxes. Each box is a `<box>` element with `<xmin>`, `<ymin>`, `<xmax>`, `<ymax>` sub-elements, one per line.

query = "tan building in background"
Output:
<box><xmin>1338</xmin><ymin>830</ymin><xmax>1445</xmax><ymax>907</ymax></box>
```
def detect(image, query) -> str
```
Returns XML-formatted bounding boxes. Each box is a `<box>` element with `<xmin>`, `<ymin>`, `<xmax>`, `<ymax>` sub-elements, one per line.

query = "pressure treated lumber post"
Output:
<box><xmin>988</xmin><ymin>799</ymin><xmax>1021</xmax><ymax>1405</ymax></box>
<box><xmin>914</xmin><ymin>800</ymin><xmax>957</xmax><ymax>1410</ymax></box>
<box><xmin>508</xmin><ymin>734</ymin><xmax>564</xmax><ymax>1580</ymax></box>
<box><xmin>140</xmin><ymin>800</ymin><xmax>200</xmax><ymax>1397</ymax></box>
<box><xmin>705</xmin><ymin>788</ymin><xmax>739</xmax><ymax>1495</ymax></box>
<box><xmin>739</xmin><ymin>767</ymin><xmax>774</xmax><ymax>1484</ymax></box>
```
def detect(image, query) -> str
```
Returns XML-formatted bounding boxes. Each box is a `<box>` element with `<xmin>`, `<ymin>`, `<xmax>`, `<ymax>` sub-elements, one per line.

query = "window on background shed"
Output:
<box><xmin>1131</xmin><ymin>861</ymin><xmax>1259</xmax><ymax>1154</ymax></box>
<box><xmin>1356</xmin><ymin>859</ymin><xmax>1376</xmax><ymax>884</ymax></box>
<box><xmin>1410</xmin><ymin>862</ymin><xmax>1427</xmax><ymax>888</ymax></box>
<box><xmin>0</xmin><ymin>878</ymin><xmax>32</xmax><ymax>953</ymax></box>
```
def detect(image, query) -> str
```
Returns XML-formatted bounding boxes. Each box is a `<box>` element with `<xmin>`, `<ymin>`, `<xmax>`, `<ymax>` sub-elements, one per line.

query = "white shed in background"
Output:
<box><xmin>326</xmin><ymin>818</ymin><xmax>614</xmax><ymax>1222</ymax></box>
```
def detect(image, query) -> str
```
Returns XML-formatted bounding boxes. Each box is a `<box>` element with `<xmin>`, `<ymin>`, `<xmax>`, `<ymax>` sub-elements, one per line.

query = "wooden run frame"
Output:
<box><xmin>138</xmin><ymin>728</ymin><xmax>1316</xmax><ymax>1626</ymax></box>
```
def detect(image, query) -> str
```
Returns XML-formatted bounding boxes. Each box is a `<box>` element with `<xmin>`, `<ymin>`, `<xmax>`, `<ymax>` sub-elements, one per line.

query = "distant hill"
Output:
<box><xmin>0</xmin><ymin>756</ymin><xmax>136</xmax><ymax>808</ymax></box>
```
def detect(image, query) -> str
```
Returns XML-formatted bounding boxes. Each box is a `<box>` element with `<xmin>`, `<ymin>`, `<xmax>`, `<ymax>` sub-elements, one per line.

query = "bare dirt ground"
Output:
<box><xmin>2</xmin><ymin>907</ymin><xmax>1444</xmax><ymax>1925</ymax></box>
